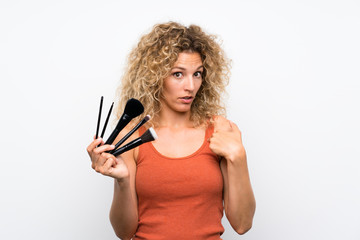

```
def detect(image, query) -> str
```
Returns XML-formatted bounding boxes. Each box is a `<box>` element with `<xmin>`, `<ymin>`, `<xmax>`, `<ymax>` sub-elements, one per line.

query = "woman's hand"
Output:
<box><xmin>209</xmin><ymin>116</ymin><xmax>246</xmax><ymax>163</ymax></box>
<box><xmin>86</xmin><ymin>137</ymin><xmax>130</xmax><ymax>180</ymax></box>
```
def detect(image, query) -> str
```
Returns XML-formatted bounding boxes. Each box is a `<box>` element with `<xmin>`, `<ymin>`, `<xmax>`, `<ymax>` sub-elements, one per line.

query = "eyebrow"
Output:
<box><xmin>171</xmin><ymin>65</ymin><xmax>204</xmax><ymax>71</ymax></box>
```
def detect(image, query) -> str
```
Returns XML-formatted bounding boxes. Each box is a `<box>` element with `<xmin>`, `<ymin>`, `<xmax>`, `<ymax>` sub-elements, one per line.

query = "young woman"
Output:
<box><xmin>87</xmin><ymin>22</ymin><xmax>255</xmax><ymax>240</ymax></box>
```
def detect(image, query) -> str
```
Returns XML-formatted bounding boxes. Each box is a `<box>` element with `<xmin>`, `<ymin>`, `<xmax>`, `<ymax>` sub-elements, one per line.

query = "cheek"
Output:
<box><xmin>164</xmin><ymin>80</ymin><xmax>182</xmax><ymax>94</ymax></box>
<box><xmin>163</xmin><ymin>84</ymin><xmax>178</xmax><ymax>99</ymax></box>
<box><xmin>162</xmin><ymin>80</ymin><xmax>173</xmax><ymax>95</ymax></box>
<box><xmin>195</xmin><ymin>80</ymin><xmax>203</xmax><ymax>93</ymax></box>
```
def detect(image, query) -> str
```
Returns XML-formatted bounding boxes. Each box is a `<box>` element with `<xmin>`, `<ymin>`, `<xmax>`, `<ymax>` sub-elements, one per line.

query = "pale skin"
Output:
<box><xmin>87</xmin><ymin>52</ymin><xmax>256</xmax><ymax>239</ymax></box>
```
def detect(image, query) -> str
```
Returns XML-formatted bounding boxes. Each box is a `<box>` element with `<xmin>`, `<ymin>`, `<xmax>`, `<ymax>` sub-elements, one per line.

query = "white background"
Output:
<box><xmin>1</xmin><ymin>0</ymin><xmax>359</xmax><ymax>239</ymax></box>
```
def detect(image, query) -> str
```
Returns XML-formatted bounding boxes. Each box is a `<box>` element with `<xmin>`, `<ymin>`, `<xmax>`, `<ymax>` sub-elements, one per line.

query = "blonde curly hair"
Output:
<box><xmin>115</xmin><ymin>21</ymin><xmax>231</xmax><ymax>127</ymax></box>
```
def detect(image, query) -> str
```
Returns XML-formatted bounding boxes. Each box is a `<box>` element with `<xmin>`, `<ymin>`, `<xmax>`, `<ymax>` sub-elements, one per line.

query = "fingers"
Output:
<box><xmin>88</xmin><ymin>136</ymin><xmax>128</xmax><ymax>178</ymax></box>
<box><xmin>93</xmin><ymin>153</ymin><xmax>125</xmax><ymax>178</ymax></box>
<box><xmin>208</xmin><ymin>133</ymin><xmax>223</xmax><ymax>156</ymax></box>
<box><xmin>103</xmin><ymin>157</ymin><xmax>116</xmax><ymax>174</ymax></box>
<box><xmin>87</xmin><ymin>138</ymin><xmax>114</xmax><ymax>156</ymax></box>
<box><xmin>96</xmin><ymin>152</ymin><xmax>115</xmax><ymax>166</ymax></box>
<box><xmin>93</xmin><ymin>144</ymin><xmax>115</xmax><ymax>155</ymax></box>
<box><xmin>94</xmin><ymin>156</ymin><xmax>116</xmax><ymax>176</ymax></box>
<box><xmin>208</xmin><ymin>132</ymin><xmax>221</xmax><ymax>145</ymax></box>
<box><xmin>87</xmin><ymin>137</ymin><xmax>115</xmax><ymax>169</ymax></box>
<box><xmin>92</xmin><ymin>152</ymin><xmax>114</xmax><ymax>170</ymax></box>
<box><xmin>209</xmin><ymin>123</ymin><xmax>242</xmax><ymax>148</ymax></box>
<box><xmin>86</xmin><ymin>138</ymin><xmax>103</xmax><ymax>154</ymax></box>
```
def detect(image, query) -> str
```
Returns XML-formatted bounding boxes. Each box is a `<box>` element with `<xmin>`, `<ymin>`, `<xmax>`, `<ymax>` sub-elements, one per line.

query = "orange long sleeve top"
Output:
<box><xmin>134</xmin><ymin>126</ymin><xmax>224</xmax><ymax>240</ymax></box>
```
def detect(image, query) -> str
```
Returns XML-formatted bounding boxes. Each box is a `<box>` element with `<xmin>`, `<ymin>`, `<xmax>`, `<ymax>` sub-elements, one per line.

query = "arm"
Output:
<box><xmin>209</xmin><ymin>116</ymin><xmax>256</xmax><ymax>235</ymax></box>
<box><xmin>109</xmin><ymin>148</ymin><xmax>138</xmax><ymax>239</ymax></box>
<box><xmin>87</xmin><ymin>125</ymin><xmax>139</xmax><ymax>239</ymax></box>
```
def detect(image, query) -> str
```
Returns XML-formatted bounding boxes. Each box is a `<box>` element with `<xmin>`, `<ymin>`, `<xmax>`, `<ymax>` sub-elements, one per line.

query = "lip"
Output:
<box><xmin>179</xmin><ymin>96</ymin><xmax>194</xmax><ymax>104</ymax></box>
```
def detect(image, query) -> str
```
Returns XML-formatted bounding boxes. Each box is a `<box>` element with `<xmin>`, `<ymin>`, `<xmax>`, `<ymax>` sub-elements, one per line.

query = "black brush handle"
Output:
<box><xmin>95</xmin><ymin>96</ymin><xmax>103</xmax><ymax>139</ymax></box>
<box><xmin>100</xmin><ymin>102</ymin><xmax>113</xmax><ymax>138</ymax></box>
<box><xmin>104</xmin><ymin>113</ymin><xmax>131</xmax><ymax>145</ymax></box>
<box><xmin>112</xmin><ymin>138</ymin><xmax>143</xmax><ymax>157</ymax></box>
<box><xmin>110</xmin><ymin>118</ymin><xmax>147</xmax><ymax>153</ymax></box>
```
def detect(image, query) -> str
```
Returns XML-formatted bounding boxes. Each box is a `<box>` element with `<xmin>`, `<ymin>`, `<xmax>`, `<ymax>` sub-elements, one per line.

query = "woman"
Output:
<box><xmin>87</xmin><ymin>22</ymin><xmax>255</xmax><ymax>239</ymax></box>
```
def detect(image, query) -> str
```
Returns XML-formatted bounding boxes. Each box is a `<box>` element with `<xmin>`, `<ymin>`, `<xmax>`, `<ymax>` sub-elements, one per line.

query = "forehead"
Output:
<box><xmin>173</xmin><ymin>52</ymin><xmax>203</xmax><ymax>68</ymax></box>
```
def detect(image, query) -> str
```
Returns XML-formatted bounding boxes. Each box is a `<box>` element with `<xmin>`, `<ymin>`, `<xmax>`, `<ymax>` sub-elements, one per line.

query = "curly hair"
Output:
<box><xmin>115</xmin><ymin>21</ymin><xmax>231</xmax><ymax>127</ymax></box>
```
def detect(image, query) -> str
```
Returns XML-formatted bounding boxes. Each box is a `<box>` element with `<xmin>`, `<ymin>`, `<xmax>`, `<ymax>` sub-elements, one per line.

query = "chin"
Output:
<box><xmin>163</xmin><ymin>101</ymin><xmax>193</xmax><ymax>114</ymax></box>
<box><xmin>176</xmin><ymin>109</ymin><xmax>191</xmax><ymax>113</ymax></box>
<box><xmin>174</xmin><ymin>105</ymin><xmax>192</xmax><ymax>113</ymax></box>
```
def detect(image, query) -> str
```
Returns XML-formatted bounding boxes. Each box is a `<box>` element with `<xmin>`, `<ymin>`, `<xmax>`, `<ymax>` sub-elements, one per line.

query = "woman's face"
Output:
<box><xmin>161</xmin><ymin>52</ymin><xmax>203</xmax><ymax>114</ymax></box>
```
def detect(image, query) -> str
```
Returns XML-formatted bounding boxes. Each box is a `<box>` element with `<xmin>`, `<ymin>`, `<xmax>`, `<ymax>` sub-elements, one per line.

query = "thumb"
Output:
<box><xmin>213</xmin><ymin>116</ymin><xmax>232</xmax><ymax>132</ymax></box>
<box><xmin>230</xmin><ymin>121</ymin><xmax>241</xmax><ymax>134</ymax></box>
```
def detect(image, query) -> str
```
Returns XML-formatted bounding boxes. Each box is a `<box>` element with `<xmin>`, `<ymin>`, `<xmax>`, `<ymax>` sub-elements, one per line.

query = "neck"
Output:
<box><xmin>156</xmin><ymin>110</ymin><xmax>194</xmax><ymax>129</ymax></box>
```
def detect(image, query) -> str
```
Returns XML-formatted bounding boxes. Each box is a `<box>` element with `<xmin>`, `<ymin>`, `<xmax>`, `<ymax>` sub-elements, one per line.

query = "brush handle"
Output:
<box><xmin>105</xmin><ymin>113</ymin><xmax>132</xmax><ymax>145</ymax></box>
<box><xmin>110</xmin><ymin>118</ymin><xmax>147</xmax><ymax>153</ymax></box>
<box><xmin>100</xmin><ymin>102</ymin><xmax>113</xmax><ymax>138</ymax></box>
<box><xmin>112</xmin><ymin>138</ymin><xmax>143</xmax><ymax>157</ymax></box>
<box><xmin>95</xmin><ymin>96</ymin><xmax>103</xmax><ymax>139</ymax></box>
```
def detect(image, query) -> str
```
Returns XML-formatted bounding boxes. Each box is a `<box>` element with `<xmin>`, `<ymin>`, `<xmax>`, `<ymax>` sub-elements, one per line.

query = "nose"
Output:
<box><xmin>184</xmin><ymin>75</ymin><xmax>195</xmax><ymax>92</ymax></box>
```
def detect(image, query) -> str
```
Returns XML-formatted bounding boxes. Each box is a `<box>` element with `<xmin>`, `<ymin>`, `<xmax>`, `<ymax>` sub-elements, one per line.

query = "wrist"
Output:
<box><xmin>225</xmin><ymin>147</ymin><xmax>246</xmax><ymax>164</ymax></box>
<box><xmin>116</xmin><ymin>176</ymin><xmax>130</xmax><ymax>186</ymax></box>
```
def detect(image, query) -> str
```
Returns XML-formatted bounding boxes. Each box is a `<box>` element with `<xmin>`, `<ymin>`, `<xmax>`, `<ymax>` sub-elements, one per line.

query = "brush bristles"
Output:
<box><xmin>140</xmin><ymin>127</ymin><xmax>158</xmax><ymax>143</ymax></box>
<box><xmin>124</xmin><ymin>98</ymin><xmax>144</xmax><ymax>118</ymax></box>
<box><xmin>149</xmin><ymin>127</ymin><xmax>157</xmax><ymax>140</ymax></box>
<box><xmin>144</xmin><ymin>115</ymin><xmax>151</xmax><ymax>122</ymax></box>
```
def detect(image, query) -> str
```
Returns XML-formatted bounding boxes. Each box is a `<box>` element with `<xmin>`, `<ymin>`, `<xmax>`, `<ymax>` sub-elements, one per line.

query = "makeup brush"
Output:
<box><xmin>110</xmin><ymin>115</ymin><xmax>151</xmax><ymax>154</ymax></box>
<box><xmin>95</xmin><ymin>96</ymin><xmax>103</xmax><ymax>140</ymax></box>
<box><xmin>100</xmin><ymin>102</ymin><xmax>114</xmax><ymax>138</ymax></box>
<box><xmin>104</xmin><ymin>98</ymin><xmax>144</xmax><ymax>145</ymax></box>
<box><xmin>112</xmin><ymin>127</ymin><xmax>157</xmax><ymax>157</ymax></box>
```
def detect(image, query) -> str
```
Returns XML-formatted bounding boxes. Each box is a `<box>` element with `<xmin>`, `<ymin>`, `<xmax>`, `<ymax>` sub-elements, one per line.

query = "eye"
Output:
<box><xmin>194</xmin><ymin>71</ymin><xmax>202</xmax><ymax>78</ymax></box>
<box><xmin>173</xmin><ymin>72</ymin><xmax>183</xmax><ymax>78</ymax></box>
